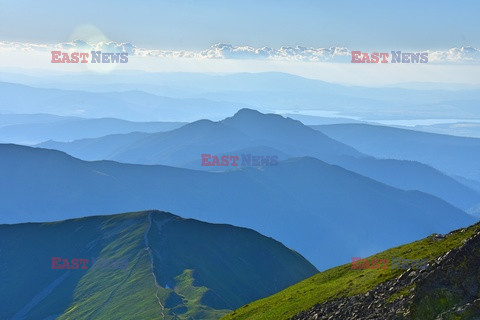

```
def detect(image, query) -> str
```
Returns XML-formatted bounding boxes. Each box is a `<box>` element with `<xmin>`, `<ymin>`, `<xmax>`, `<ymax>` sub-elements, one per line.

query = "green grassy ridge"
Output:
<box><xmin>1</xmin><ymin>210</ymin><xmax>317</xmax><ymax>319</ymax></box>
<box><xmin>0</xmin><ymin>210</ymin><xmax>167</xmax><ymax>319</ymax></box>
<box><xmin>163</xmin><ymin>269</ymin><xmax>231</xmax><ymax>319</ymax></box>
<box><xmin>0</xmin><ymin>211</ymin><xmax>225</xmax><ymax>319</ymax></box>
<box><xmin>223</xmin><ymin>222</ymin><xmax>480</xmax><ymax>320</ymax></box>
<box><xmin>57</xmin><ymin>212</ymin><xmax>166</xmax><ymax>319</ymax></box>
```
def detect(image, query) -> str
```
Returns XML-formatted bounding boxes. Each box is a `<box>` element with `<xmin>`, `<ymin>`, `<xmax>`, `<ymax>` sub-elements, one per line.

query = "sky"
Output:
<box><xmin>0</xmin><ymin>0</ymin><xmax>479</xmax><ymax>85</ymax></box>
<box><xmin>1</xmin><ymin>0</ymin><xmax>478</xmax><ymax>50</ymax></box>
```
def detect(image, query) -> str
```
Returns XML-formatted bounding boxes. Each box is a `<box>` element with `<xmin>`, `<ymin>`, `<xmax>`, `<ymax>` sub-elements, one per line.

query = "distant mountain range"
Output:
<box><xmin>0</xmin><ymin>113</ymin><xmax>185</xmax><ymax>144</ymax></box>
<box><xmin>39</xmin><ymin>108</ymin><xmax>359</xmax><ymax>164</ymax></box>
<box><xmin>0</xmin><ymin>113</ymin><xmax>73</xmax><ymax>126</ymax></box>
<box><xmin>314</xmin><ymin>123</ymin><xmax>480</xmax><ymax>182</ymax></box>
<box><xmin>401</xmin><ymin>122</ymin><xmax>480</xmax><ymax>139</ymax></box>
<box><xmin>38</xmin><ymin>109</ymin><xmax>480</xmax><ymax>212</ymax></box>
<box><xmin>0</xmin><ymin>81</ymin><xmax>248</xmax><ymax>122</ymax></box>
<box><xmin>0</xmin><ymin>210</ymin><xmax>317</xmax><ymax>319</ymax></box>
<box><xmin>2</xmin><ymin>72</ymin><xmax>480</xmax><ymax>122</ymax></box>
<box><xmin>0</xmin><ymin>143</ymin><xmax>475</xmax><ymax>270</ymax></box>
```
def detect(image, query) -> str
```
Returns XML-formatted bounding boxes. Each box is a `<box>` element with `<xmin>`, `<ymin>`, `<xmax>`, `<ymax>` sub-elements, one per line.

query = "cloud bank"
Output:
<box><xmin>0</xmin><ymin>40</ymin><xmax>479</xmax><ymax>64</ymax></box>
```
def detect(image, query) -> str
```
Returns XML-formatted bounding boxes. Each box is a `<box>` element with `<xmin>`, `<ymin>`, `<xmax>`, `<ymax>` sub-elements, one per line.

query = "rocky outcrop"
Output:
<box><xmin>291</xmin><ymin>232</ymin><xmax>480</xmax><ymax>320</ymax></box>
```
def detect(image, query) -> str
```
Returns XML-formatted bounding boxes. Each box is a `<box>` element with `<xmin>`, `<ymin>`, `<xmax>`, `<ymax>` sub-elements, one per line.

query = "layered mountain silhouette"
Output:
<box><xmin>39</xmin><ymin>109</ymin><xmax>480</xmax><ymax>211</ymax></box>
<box><xmin>314</xmin><ymin>123</ymin><xmax>480</xmax><ymax>182</ymax></box>
<box><xmin>0</xmin><ymin>210</ymin><xmax>317</xmax><ymax>319</ymax></box>
<box><xmin>0</xmin><ymin>81</ymin><xmax>246</xmax><ymax>122</ymax></box>
<box><xmin>0</xmin><ymin>113</ymin><xmax>185</xmax><ymax>144</ymax></box>
<box><xmin>40</xmin><ymin>108</ymin><xmax>359</xmax><ymax>162</ymax></box>
<box><xmin>3</xmin><ymin>72</ymin><xmax>480</xmax><ymax>121</ymax></box>
<box><xmin>0</xmin><ymin>143</ymin><xmax>475</xmax><ymax>270</ymax></box>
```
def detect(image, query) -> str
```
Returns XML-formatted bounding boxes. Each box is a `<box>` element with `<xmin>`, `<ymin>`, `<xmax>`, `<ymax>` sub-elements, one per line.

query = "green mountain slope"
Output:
<box><xmin>0</xmin><ymin>210</ymin><xmax>317</xmax><ymax>320</ymax></box>
<box><xmin>223</xmin><ymin>221</ymin><xmax>480</xmax><ymax>320</ymax></box>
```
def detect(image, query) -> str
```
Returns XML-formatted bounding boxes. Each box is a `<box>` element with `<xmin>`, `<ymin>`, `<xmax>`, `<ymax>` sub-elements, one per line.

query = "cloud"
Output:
<box><xmin>0</xmin><ymin>40</ymin><xmax>479</xmax><ymax>64</ymax></box>
<box><xmin>0</xmin><ymin>40</ymin><xmax>50</xmax><ymax>52</ymax></box>
<box><xmin>428</xmin><ymin>46</ymin><xmax>480</xmax><ymax>63</ymax></box>
<box><xmin>135</xmin><ymin>43</ymin><xmax>351</xmax><ymax>62</ymax></box>
<box><xmin>54</xmin><ymin>40</ymin><xmax>135</xmax><ymax>54</ymax></box>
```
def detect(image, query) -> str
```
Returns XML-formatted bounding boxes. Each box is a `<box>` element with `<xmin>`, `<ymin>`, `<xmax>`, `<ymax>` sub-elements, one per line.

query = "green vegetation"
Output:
<box><xmin>163</xmin><ymin>269</ymin><xmax>231</xmax><ymax>319</ymax></box>
<box><xmin>0</xmin><ymin>210</ymin><xmax>316</xmax><ymax>320</ymax></box>
<box><xmin>57</xmin><ymin>213</ymin><xmax>165</xmax><ymax>319</ymax></box>
<box><xmin>223</xmin><ymin>222</ymin><xmax>480</xmax><ymax>320</ymax></box>
<box><xmin>411</xmin><ymin>287</ymin><xmax>462</xmax><ymax>320</ymax></box>
<box><xmin>386</xmin><ymin>283</ymin><xmax>416</xmax><ymax>303</ymax></box>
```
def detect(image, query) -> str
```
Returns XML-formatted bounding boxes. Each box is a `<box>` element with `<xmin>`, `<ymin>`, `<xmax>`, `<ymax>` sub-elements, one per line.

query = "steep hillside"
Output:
<box><xmin>0</xmin><ymin>210</ymin><xmax>317</xmax><ymax>320</ymax></box>
<box><xmin>223</xmin><ymin>221</ymin><xmax>480</xmax><ymax>320</ymax></box>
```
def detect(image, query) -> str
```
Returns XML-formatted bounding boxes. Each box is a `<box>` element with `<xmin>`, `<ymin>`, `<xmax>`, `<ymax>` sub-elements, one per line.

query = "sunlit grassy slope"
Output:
<box><xmin>223</xmin><ymin>222</ymin><xmax>480</xmax><ymax>320</ymax></box>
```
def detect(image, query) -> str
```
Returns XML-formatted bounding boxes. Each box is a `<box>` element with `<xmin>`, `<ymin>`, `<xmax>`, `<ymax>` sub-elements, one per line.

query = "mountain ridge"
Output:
<box><xmin>0</xmin><ymin>143</ymin><xmax>475</xmax><ymax>270</ymax></box>
<box><xmin>0</xmin><ymin>209</ymin><xmax>317</xmax><ymax>320</ymax></box>
<box><xmin>37</xmin><ymin>109</ymin><xmax>480</xmax><ymax>211</ymax></box>
<box><xmin>314</xmin><ymin>123</ymin><xmax>480</xmax><ymax>182</ymax></box>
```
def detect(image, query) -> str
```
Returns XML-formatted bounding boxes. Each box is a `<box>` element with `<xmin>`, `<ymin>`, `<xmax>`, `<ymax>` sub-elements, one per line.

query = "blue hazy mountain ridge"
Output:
<box><xmin>40</xmin><ymin>139</ymin><xmax>292</xmax><ymax>170</ymax></box>
<box><xmin>325</xmin><ymin>155</ymin><xmax>480</xmax><ymax>213</ymax></box>
<box><xmin>0</xmin><ymin>81</ymin><xmax>248</xmax><ymax>122</ymax></box>
<box><xmin>404</xmin><ymin>122</ymin><xmax>480</xmax><ymax>139</ymax></box>
<box><xmin>456</xmin><ymin>176</ymin><xmax>480</xmax><ymax>194</ymax></box>
<box><xmin>0</xmin><ymin>210</ymin><xmax>317</xmax><ymax>319</ymax></box>
<box><xmin>281</xmin><ymin>113</ymin><xmax>362</xmax><ymax>125</ymax></box>
<box><xmin>38</xmin><ymin>109</ymin><xmax>480</xmax><ymax>211</ymax></box>
<box><xmin>180</xmin><ymin>146</ymin><xmax>292</xmax><ymax>171</ymax></box>
<box><xmin>0</xmin><ymin>113</ymin><xmax>78</xmax><ymax>127</ymax></box>
<box><xmin>146</xmin><ymin>72</ymin><xmax>480</xmax><ymax>120</ymax></box>
<box><xmin>39</xmin><ymin>109</ymin><xmax>361</xmax><ymax>161</ymax></box>
<box><xmin>4</xmin><ymin>71</ymin><xmax>480</xmax><ymax>102</ymax></box>
<box><xmin>0</xmin><ymin>144</ymin><xmax>475</xmax><ymax>270</ymax></box>
<box><xmin>2</xmin><ymin>72</ymin><xmax>480</xmax><ymax>123</ymax></box>
<box><xmin>39</xmin><ymin>109</ymin><xmax>360</xmax><ymax>164</ymax></box>
<box><xmin>0</xmin><ymin>115</ymin><xmax>186</xmax><ymax>144</ymax></box>
<box><xmin>39</xmin><ymin>132</ymin><xmax>155</xmax><ymax>160</ymax></box>
<box><xmin>0</xmin><ymin>70</ymin><xmax>476</xmax><ymax>91</ymax></box>
<box><xmin>314</xmin><ymin>123</ymin><xmax>480</xmax><ymax>182</ymax></box>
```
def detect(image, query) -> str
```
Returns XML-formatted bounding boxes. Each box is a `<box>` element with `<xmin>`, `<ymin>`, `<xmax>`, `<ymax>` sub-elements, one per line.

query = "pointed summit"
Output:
<box><xmin>226</xmin><ymin>108</ymin><xmax>273</xmax><ymax>123</ymax></box>
<box><xmin>223</xmin><ymin>108</ymin><xmax>304</xmax><ymax>130</ymax></box>
<box><xmin>231</xmin><ymin>108</ymin><xmax>264</xmax><ymax>117</ymax></box>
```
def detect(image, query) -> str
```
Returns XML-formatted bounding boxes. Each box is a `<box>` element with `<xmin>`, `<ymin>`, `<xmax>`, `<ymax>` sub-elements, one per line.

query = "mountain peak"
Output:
<box><xmin>225</xmin><ymin>108</ymin><xmax>300</xmax><ymax>127</ymax></box>
<box><xmin>231</xmin><ymin>108</ymin><xmax>265</xmax><ymax>119</ymax></box>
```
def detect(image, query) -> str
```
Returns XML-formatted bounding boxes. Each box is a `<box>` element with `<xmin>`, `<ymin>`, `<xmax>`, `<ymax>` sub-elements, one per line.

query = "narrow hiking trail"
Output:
<box><xmin>87</xmin><ymin>212</ymin><xmax>166</xmax><ymax>320</ymax></box>
<box><xmin>145</xmin><ymin>211</ymin><xmax>166</xmax><ymax>320</ymax></box>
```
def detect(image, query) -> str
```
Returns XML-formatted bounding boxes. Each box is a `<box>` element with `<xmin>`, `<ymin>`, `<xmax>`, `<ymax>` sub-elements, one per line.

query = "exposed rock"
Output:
<box><xmin>291</xmin><ymin>232</ymin><xmax>480</xmax><ymax>320</ymax></box>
